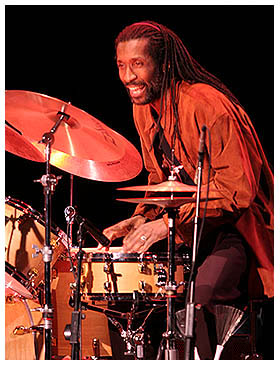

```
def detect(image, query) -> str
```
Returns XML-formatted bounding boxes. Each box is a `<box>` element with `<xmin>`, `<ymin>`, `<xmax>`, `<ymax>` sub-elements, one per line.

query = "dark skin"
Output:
<box><xmin>98</xmin><ymin>38</ymin><xmax>168</xmax><ymax>253</ymax></box>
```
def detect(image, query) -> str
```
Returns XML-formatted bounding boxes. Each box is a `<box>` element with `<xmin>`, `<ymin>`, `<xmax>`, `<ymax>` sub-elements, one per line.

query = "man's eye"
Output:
<box><xmin>133</xmin><ymin>61</ymin><xmax>143</xmax><ymax>67</ymax></box>
<box><xmin>117</xmin><ymin>63</ymin><xmax>124</xmax><ymax>69</ymax></box>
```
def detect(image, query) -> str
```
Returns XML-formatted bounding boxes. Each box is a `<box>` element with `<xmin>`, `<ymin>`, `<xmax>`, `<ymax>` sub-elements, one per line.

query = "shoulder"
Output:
<box><xmin>179</xmin><ymin>81</ymin><xmax>230</xmax><ymax>106</ymax></box>
<box><xmin>178</xmin><ymin>81</ymin><xmax>239</xmax><ymax>126</ymax></box>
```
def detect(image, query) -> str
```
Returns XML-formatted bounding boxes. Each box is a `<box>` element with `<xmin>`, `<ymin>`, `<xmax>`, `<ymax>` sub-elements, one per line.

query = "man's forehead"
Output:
<box><xmin>116</xmin><ymin>38</ymin><xmax>150</xmax><ymax>59</ymax></box>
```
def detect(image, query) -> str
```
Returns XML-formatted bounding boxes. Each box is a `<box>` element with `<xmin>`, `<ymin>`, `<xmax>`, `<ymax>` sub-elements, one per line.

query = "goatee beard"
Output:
<box><xmin>126</xmin><ymin>69</ymin><xmax>163</xmax><ymax>105</ymax></box>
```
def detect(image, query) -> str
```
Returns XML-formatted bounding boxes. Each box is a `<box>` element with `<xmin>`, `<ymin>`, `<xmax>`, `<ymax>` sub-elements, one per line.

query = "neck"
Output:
<box><xmin>151</xmin><ymin>98</ymin><xmax>161</xmax><ymax>114</ymax></box>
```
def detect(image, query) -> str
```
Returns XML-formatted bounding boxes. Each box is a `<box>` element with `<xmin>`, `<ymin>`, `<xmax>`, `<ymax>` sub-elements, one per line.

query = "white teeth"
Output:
<box><xmin>128</xmin><ymin>85</ymin><xmax>145</xmax><ymax>97</ymax></box>
<box><xmin>129</xmin><ymin>86</ymin><xmax>142</xmax><ymax>91</ymax></box>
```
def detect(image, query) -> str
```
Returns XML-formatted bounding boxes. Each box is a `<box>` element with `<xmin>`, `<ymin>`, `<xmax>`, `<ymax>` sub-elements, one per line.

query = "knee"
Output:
<box><xmin>195</xmin><ymin>284</ymin><xmax>215</xmax><ymax>307</ymax></box>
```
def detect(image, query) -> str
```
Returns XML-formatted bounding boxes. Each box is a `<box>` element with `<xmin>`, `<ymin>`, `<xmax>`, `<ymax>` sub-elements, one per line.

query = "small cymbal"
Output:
<box><xmin>5</xmin><ymin>124</ymin><xmax>45</xmax><ymax>162</ymax></box>
<box><xmin>5</xmin><ymin>90</ymin><xmax>143</xmax><ymax>182</ymax></box>
<box><xmin>117</xmin><ymin>180</ymin><xmax>201</xmax><ymax>193</ymax></box>
<box><xmin>117</xmin><ymin>197</ymin><xmax>221</xmax><ymax>208</ymax></box>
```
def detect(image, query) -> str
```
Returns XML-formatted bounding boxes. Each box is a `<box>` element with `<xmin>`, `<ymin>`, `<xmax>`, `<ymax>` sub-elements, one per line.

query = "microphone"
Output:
<box><xmin>64</xmin><ymin>206</ymin><xmax>110</xmax><ymax>247</ymax></box>
<box><xmin>198</xmin><ymin>125</ymin><xmax>207</xmax><ymax>163</ymax></box>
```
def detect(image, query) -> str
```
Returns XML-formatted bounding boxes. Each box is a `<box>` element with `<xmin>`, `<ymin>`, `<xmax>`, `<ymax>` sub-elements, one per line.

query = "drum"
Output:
<box><xmin>51</xmin><ymin>260</ymin><xmax>112</xmax><ymax>359</ymax></box>
<box><xmin>78</xmin><ymin>248</ymin><xmax>190</xmax><ymax>300</ymax></box>
<box><xmin>5</xmin><ymin>196</ymin><xmax>67</xmax><ymax>299</ymax></box>
<box><xmin>5</xmin><ymin>297</ymin><xmax>44</xmax><ymax>360</ymax></box>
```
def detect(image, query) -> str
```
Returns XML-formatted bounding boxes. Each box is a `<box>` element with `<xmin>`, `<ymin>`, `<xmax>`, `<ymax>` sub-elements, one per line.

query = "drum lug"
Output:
<box><xmin>138</xmin><ymin>280</ymin><xmax>152</xmax><ymax>293</ymax></box>
<box><xmin>138</xmin><ymin>254</ymin><xmax>151</xmax><ymax>274</ymax></box>
<box><xmin>104</xmin><ymin>281</ymin><xmax>112</xmax><ymax>293</ymax></box>
<box><xmin>154</xmin><ymin>264</ymin><xmax>167</xmax><ymax>287</ymax></box>
<box><xmin>13</xmin><ymin>324</ymin><xmax>43</xmax><ymax>335</ymax></box>
<box><xmin>27</xmin><ymin>268</ymin><xmax>39</xmax><ymax>281</ymax></box>
<box><xmin>32</xmin><ymin>244</ymin><xmax>40</xmax><ymax>258</ymax></box>
<box><xmin>5</xmin><ymin>295</ymin><xmax>16</xmax><ymax>304</ymax></box>
<box><xmin>50</xmin><ymin>238</ymin><xmax>59</xmax><ymax>249</ymax></box>
<box><xmin>138</xmin><ymin>262</ymin><xmax>151</xmax><ymax>275</ymax></box>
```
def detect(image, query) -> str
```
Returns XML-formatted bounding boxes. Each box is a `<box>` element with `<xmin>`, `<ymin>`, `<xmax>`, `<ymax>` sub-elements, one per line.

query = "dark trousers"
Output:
<box><xmin>193</xmin><ymin>226</ymin><xmax>249</xmax><ymax>359</ymax></box>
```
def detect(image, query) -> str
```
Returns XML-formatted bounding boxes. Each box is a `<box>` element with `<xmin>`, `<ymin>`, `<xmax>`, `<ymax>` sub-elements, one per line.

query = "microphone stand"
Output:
<box><xmin>35</xmin><ymin>108</ymin><xmax>69</xmax><ymax>359</ymax></box>
<box><xmin>183</xmin><ymin>145</ymin><xmax>204</xmax><ymax>360</ymax></box>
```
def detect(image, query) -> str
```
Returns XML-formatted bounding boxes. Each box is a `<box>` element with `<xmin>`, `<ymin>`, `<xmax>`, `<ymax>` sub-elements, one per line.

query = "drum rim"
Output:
<box><xmin>5</xmin><ymin>261</ymin><xmax>33</xmax><ymax>298</ymax></box>
<box><xmin>85</xmin><ymin>252</ymin><xmax>189</xmax><ymax>263</ymax></box>
<box><xmin>5</xmin><ymin>261</ymin><xmax>29</xmax><ymax>282</ymax></box>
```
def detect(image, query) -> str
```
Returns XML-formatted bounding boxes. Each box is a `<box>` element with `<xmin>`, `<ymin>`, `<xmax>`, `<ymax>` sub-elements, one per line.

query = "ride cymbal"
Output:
<box><xmin>5</xmin><ymin>90</ymin><xmax>143</xmax><ymax>181</ymax></box>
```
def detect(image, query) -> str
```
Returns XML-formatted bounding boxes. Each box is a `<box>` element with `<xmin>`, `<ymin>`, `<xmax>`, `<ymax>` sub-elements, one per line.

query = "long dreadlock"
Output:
<box><xmin>115</xmin><ymin>20</ymin><xmax>241</xmax><ymax>152</ymax></box>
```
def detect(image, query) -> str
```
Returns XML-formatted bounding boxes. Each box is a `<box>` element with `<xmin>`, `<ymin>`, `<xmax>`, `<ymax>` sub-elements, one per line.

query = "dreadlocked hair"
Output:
<box><xmin>115</xmin><ymin>20</ymin><xmax>241</xmax><ymax>151</ymax></box>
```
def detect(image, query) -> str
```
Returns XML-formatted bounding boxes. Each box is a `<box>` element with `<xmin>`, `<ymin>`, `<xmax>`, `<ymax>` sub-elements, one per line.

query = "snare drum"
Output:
<box><xmin>5</xmin><ymin>196</ymin><xmax>67</xmax><ymax>299</ymax></box>
<box><xmin>78</xmin><ymin>248</ymin><xmax>190</xmax><ymax>300</ymax></box>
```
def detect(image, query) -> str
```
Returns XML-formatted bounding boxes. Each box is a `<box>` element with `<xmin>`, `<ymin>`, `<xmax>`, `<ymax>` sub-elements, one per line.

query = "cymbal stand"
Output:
<box><xmin>160</xmin><ymin>205</ymin><xmax>180</xmax><ymax>360</ymax></box>
<box><xmin>35</xmin><ymin>107</ymin><xmax>68</xmax><ymax>359</ymax></box>
<box><xmin>154</xmin><ymin>164</ymin><xmax>186</xmax><ymax>360</ymax></box>
<box><xmin>70</xmin><ymin>222</ymin><xmax>85</xmax><ymax>360</ymax></box>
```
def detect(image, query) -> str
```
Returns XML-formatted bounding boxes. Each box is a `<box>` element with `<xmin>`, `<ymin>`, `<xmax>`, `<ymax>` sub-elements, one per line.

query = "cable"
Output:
<box><xmin>66</xmin><ymin>222</ymin><xmax>77</xmax><ymax>282</ymax></box>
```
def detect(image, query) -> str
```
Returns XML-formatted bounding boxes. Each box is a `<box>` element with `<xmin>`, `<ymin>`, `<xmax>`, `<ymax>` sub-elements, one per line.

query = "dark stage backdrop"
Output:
<box><xmin>5</xmin><ymin>4</ymin><xmax>274</xmax><ymax>247</ymax></box>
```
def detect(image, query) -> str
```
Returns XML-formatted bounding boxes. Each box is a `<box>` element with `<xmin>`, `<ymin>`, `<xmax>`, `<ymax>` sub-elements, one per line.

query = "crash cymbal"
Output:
<box><xmin>5</xmin><ymin>90</ymin><xmax>142</xmax><ymax>182</ymax></box>
<box><xmin>118</xmin><ymin>180</ymin><xmax>201</xmax><ymax>192</ymax></box>
<box><xmin>117</xmin><ymin>197</ymin><xmax>221</xmax><ymax>208</ymax></box>
<box><xmin>5</xmin><ymin>123</ymin><xmax>45</xmax><ymax>162</ymax></box>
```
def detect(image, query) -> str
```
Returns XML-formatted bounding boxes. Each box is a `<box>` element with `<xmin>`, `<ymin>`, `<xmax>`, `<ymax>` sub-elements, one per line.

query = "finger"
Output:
<box><xmin>103</xmin><ymin>222</ymin><xmax>131</xmax><ymax>241</ymax></box>
<box><xmin>138</xmin><ymin>239</ymin><xmax>152</xmax><ymax>253</ymax></box>
<box><xmin>122</xmin><ymin>225</ymin><xmax>137</xmax><ymax>242</ymax></box>
<box><xmin>103</xmin><ymin>227</ymin><xmax>124</xmax><ymax>242</ymax></box>
<box><xmin>123</xmin><ymin>232</ymin><xmax>150</xmax><ymax>253</ymax></box>
<box><xmin>122</xmin><ymin>224</ymin><xmax>144</xmax><ymax>246</ymax></box>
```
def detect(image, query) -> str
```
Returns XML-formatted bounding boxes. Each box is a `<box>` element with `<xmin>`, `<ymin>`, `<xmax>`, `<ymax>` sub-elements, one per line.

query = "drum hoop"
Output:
<box><xmin>5</xmin><ymin>261</ymin><xmax>30</xmax><ymax>285</ymax></box>
<box><xmin>87</xmin><ymin>293</ymin><xmax>184</xmax><ymax>302</ymax></box>
<box><xmin>86</xmin><ymin>252</ymin><xmax>188</xmax><ymax>263</ymax></box>
<box><xmin>5</xmin><ymin>196</ymin><xmax>60</xmax><ymax>235</ymax></box>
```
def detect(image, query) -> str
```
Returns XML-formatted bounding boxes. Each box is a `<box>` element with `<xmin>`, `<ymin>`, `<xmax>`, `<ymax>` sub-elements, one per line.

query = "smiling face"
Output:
<box><xmin>116</xmin><ymin>38</ymin><xmax>163</xmax><ymax>106</ymax></box>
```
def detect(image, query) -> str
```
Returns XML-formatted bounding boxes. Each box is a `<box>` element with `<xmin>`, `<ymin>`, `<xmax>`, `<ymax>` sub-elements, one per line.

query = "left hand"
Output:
<box><xmin>122</xmin><ymin>218</ymin><xmax>168</xmax><ymax>253</ymax></box>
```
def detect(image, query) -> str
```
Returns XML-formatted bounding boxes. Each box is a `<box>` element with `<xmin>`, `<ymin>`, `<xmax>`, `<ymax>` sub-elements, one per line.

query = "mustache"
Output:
<box><xmin>124</xmin><ymin>81</ymin><xmax>146</xmax><ymax>87</ymax></box>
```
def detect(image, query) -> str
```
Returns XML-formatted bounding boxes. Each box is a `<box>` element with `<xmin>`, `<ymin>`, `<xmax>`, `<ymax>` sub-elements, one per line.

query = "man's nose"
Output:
<box><xmin>122</xmin><ymin>66</ymin><xmax>137</xmax><ymax>84</ymax></box>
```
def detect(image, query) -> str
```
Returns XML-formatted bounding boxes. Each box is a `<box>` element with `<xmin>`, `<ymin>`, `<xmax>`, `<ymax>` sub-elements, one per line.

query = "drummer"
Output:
<box><xmin>101</xmin><ymin>21</ymin><xmax>273</xmax><ymax>359</ymax></box>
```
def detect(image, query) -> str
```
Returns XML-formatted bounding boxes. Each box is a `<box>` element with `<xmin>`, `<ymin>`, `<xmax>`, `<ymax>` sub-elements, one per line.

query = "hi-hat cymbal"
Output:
<box><xmin>118</xmin><ymin>180</ymin><xmax>201</xmax><ymax>193</ymax></box>
<box><xmin>117</xmin><ymin>197</ymin><xmax>221</xmax><ymax>208</ymax></box>
<box><xmin>5</xmin><ymin>90</ymin><xmax>143</xmax><ymax>182</ymax></box>
<box><xmin>5</xmin><ymin>123</ymin><xmax>45</xmax><ymax>162</ymax></box>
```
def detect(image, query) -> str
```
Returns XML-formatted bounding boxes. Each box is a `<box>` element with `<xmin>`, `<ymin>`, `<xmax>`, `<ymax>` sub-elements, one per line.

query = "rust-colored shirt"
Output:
<box><xmin>132</xmin><ymin>81</ymin><xmax>273</xmax><ymax>298</ymax></box>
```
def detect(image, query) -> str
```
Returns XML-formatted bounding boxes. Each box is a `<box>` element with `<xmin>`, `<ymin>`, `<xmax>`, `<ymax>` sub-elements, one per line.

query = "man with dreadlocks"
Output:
<box><xmin>102</xmin><ymin>21</ymin><xmax>273</xmax><ymax>359</ymax></box>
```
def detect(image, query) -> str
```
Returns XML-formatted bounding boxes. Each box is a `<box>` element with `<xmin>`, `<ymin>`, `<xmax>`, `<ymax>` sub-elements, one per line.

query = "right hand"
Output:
<box><xmin>97</xmin><ymin>215</ymin><xmax>147</xmax><ymax>250</ymax></box>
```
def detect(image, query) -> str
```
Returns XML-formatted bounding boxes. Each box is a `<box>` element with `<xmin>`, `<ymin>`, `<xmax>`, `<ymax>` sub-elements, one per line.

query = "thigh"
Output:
<box><xmin>194</xmin><ymin>231</ymin><xmax>248</xmax><ymax>307</ymax></box>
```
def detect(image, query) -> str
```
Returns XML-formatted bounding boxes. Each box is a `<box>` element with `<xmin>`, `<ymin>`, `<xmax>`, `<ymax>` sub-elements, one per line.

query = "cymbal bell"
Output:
<box><xmin>5</xmin><ymin>123</ymin><xmax>45</xmax><ymax>162</ymax></box>
<box><xmin>5</xmin><ymin>90</ymin><xmax>143</xmax><ymax>182</ymax></box>
<box><xmin>117</xmin><ymin>197</ymin><xmax>221</xmax><ymax>208</ymax></box>
<box><xmin>118</xmin><ymin>180</ymin><xmax>201</xmax><ymax>193</ymax></box>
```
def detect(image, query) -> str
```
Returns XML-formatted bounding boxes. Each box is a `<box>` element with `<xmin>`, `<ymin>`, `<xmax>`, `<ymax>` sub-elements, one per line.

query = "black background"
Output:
<box><xmin>5</xmin><ymin>4</ymin><xmax>274</xmax><ymax>246</ymax></box>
